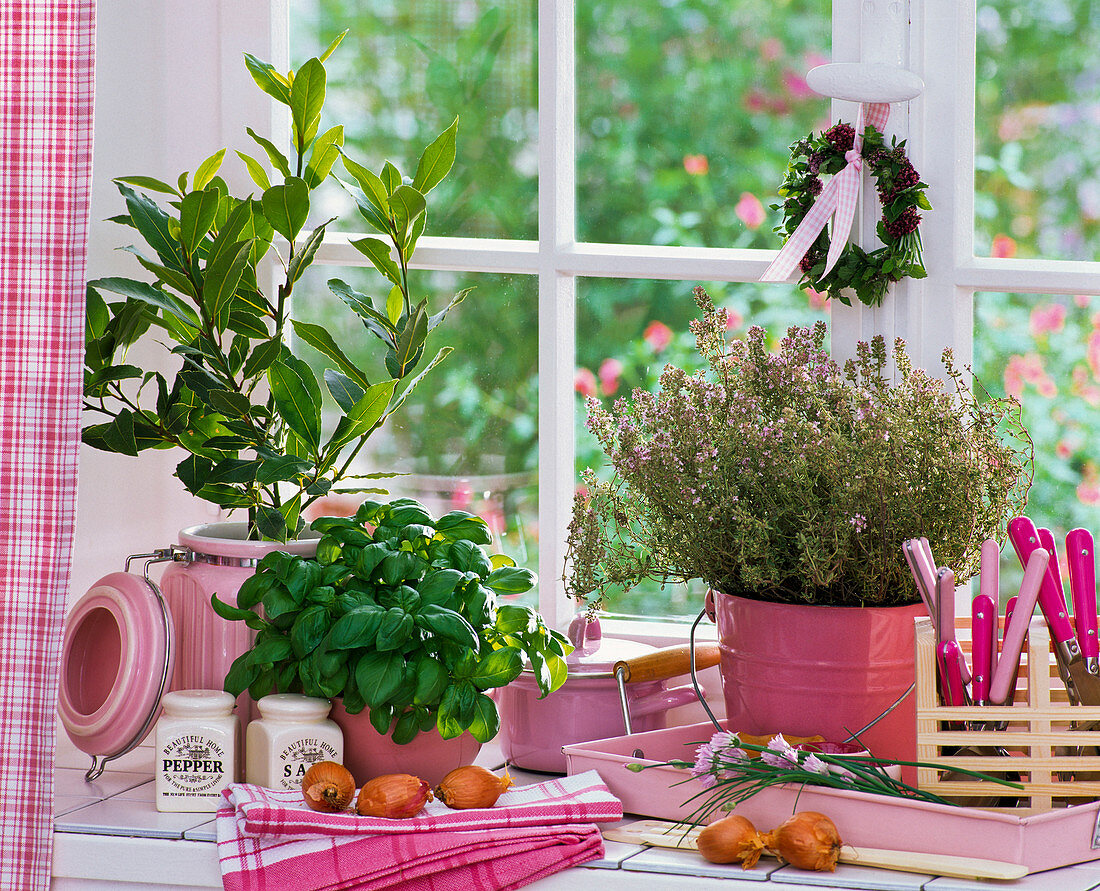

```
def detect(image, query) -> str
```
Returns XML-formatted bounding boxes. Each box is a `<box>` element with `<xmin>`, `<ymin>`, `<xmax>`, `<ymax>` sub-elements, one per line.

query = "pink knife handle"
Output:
<box><xmin>912</xmin><ymin>540</ymin><xmax>939</xmax><ymax>623</ymax></box>
<box><xmin>1067</xmin><ymin>527</ymin><xmax>1097</xmax><ymax>660</ymax></box>
<box><xmin>1009</xmin><ymin>517</ymin><xmax>1075</xmax><ymax>647</ymax></box>
<box><xmin>979</xmin><ymin>538</ymin><xmax>1000</xmax><ymax>678</ymax></box>
<box><xmin>1038</xmin><ymin>528</ymin><xmax>1064</xmax><ymax>596</ymax></box>
<box><xmin>1007</xmin><ymin>516</ymin><xmax>1039</xmax><ymax>567</ymax></box>
<box><xmin>971</xmin><ymin>593</ymin><xmax>996</xmax><ymax>704</ymax></box>
<box><xmin>1037</xmin><ymin>526</ymin><xmax>1077</xmax><ymax>646</ymax></box>
<box><xmin>980</xmin><ymin>538</ymin><xmax>1000</xmax><ymax>605</ymax></box>
<box><xmin>903</xmin><ymin>539</ymin><xmax>936</xmax><ymax>622</ymax></box>
<box><xmin>938</xmin><ymin>640</ymin><xmax>967</xmax><ymax>707</ymax></box>
<box><xmin>990</xmin><ymin>548</ymin><xmax>1049</xmax><ymax>705</ymax></box>
<box><xmin>936</xmin><ymin>567</ymin><xmax>971</xmax><ymax>685</ymax></box>
<box><xmin>936</xmin><ymin>567</ymin><xmax>955</xmax><ymax>648</ymax></box>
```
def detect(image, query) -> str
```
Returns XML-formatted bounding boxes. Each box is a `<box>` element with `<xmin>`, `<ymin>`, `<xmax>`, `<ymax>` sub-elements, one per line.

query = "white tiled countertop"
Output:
<box><xmin>50</xmin><ymin>759</ymin><xmax>1100</xmax><ymax>891</ymax></box>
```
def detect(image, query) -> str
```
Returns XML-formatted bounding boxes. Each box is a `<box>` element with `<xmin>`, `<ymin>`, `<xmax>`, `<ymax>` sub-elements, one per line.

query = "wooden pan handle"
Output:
<box><xmin>613</xmin><ymin>643</ymin><xmax>721</xmax><ymax>684</ymax></box>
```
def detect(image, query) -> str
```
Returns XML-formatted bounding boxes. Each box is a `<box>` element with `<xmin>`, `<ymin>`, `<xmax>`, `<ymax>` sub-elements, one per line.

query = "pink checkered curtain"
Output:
<box><xmin>0</xmin><ymin>2</ymin><xmax>95</xmax><ymax>887</ymax></box>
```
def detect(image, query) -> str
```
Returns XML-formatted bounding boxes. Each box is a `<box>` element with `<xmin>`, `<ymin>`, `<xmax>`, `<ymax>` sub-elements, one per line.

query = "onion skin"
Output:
<box><xmin>436</xmin><ymin>765</ymin><xmax>514</xmax><ymax>809</ymax></box>
<box><xmin>696</xmin><ymin>815</ymin><xmax>765</xmax><ymax>868</ymax></box>
<box><xmin>356</xmin><ymin>773</ymin><xmax>433</xmax><ymax>818</ymax></box>
<box><xmin>300</xmin><ymin>761</ymin><xmax>356</xmax><ymax>813</ymax></box>
<box><xmin>764</xmin><ymin>811</ymin><xmax>843</xmax><ymax>872</ymax></box>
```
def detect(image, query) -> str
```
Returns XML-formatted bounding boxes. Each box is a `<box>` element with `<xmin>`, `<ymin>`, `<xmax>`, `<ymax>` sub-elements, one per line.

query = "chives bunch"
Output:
<box><xmin>628</xmin><ymin>732</ymin><xmax>1023</xmax><ymax>823</ymax></box>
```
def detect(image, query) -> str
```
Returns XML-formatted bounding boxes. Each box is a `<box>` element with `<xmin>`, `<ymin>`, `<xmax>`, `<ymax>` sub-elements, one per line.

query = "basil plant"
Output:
<box><xmin>214</xmin><ymin>498</ymin><xmax>571</xmax><ymax>744</ymax></box>
<box><xmin>82</xmin><ymin>32</ymin><xmax>467</xmax><ymax>540</ymax></box>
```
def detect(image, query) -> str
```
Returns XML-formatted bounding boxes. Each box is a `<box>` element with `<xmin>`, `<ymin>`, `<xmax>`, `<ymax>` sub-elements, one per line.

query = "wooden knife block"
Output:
<box><xmin>914</xmin><ymin>616</ymin><xmax>1100</xmax><ymax>814</ymax></box>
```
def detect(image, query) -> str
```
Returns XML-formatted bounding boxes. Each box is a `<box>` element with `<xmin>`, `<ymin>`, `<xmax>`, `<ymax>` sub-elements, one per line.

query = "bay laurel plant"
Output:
<box><xmin>214</xmin><ymin>498</ymin><xmax>570</xmax><ymax>744</ymax></box>
<box><xmin>82</xmin><ymin>33</ymin><xmax>466</xmax><ymax>540</ymax></box>
<box><xmin>565</xmin><ymin>286</ymin><xmax>1033</xmax><ymax>609</ymax></box>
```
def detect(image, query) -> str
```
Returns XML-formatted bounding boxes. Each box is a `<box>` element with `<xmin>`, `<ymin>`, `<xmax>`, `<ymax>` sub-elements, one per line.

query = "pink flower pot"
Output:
<box><xmin>330</xmin><ymin>700</ymin><xmax>481</xmax><ymax>787</ymax></box>
<box><xmin>711</xmin><ymin>592</ymin><xmax>923</xmax><ymax>769</ymax></box>
<box><xmin>159</xmin><ymin>523</ymin><xmax>318</xmax><ymax>708</ymax></box>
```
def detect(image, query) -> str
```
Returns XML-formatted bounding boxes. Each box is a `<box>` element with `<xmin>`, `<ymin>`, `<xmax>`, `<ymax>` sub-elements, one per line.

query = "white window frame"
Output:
<box><xmin>81</xmin><ymin>0</ymin><xmax>1100</xmax><ymax>638</ymax></box>
<box><xmin>163</xmin><ymin>0</ymin><xmax>1100</xmax><ymax>639</ymax></box>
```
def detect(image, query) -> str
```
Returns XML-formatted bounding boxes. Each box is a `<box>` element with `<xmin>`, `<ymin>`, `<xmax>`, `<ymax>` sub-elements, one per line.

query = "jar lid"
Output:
<box><xmin>58</xmin><ymin>571</ymin><xmax>175</xmax><ymax>772</ymax></box>
<box><xmin>161</xmin><ymin>689</ymin><xmax>236</xmax><ymax>717</ymax></box>
<box><xmin>527</xmin><ymin>614</ymin><xmax>655</xmax><ymax>678</ymax></box>
<box><xmin>255</xmin><ymin>693</ymin><xmax>332</xmax><ymax>721</ymax></box>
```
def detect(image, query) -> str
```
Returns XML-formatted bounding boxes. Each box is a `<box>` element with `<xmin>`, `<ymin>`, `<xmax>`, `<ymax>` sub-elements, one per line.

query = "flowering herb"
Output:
<box><xmin>565</xmin><ymin>288</ymin><xmax>1032</xmax><ymax>609</ymax></box>
<box><xmin>628</xmin><ymin>732</ymin><xmax>1023</xmax><ymax>821</ymax></box>
<box><xmin>772</xmin><ymin>120</ymin><xmax>930</xmax><ymax>307</ymax></box>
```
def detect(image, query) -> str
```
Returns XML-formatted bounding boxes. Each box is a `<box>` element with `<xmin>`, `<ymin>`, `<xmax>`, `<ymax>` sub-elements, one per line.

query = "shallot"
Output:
<box><xmin>695</xmin><ymin>815</ymin><xmax>766</xmax><ymax>868</ymax></box>
<box><xmin>764</xmin><ymin>811</ymin><xmax>843</xmax><ymax>872</ymax></box>
<box><xmin>436</xmin><ymin>765</ymin><xmax>514</xmax><ymax>809</ymax></box>
<box><xmin>356</xmin><ymin>773</ymin><xmax>432</xmax><ymax>818</ymax></box>
<box><xmin>300</xmin><ymin>761</ymin><xmax>355</xmax><ymax>813</ymax></box>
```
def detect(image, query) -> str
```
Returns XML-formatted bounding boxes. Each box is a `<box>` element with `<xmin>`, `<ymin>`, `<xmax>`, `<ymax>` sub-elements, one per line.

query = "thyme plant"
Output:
<box><xmin>566</xmin><ymin>287</ymin><xmax>1032</xmax><ymax>609</ymax></box>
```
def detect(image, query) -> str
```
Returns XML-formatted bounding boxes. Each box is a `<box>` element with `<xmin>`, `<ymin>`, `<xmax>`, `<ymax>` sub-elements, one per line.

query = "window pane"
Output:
<box><xmin>576</xmin><ymin>1</ymin><xmax>831</xmax><ymax>246</ymax></box>
<box><xmin>974</xmin><ymin>291</ymin><xmax>1100</xmax><ymax>586</ymax></box>
<box><xmin>293</xmin><ymin>267</ymin><xmax>538</xmax><ymax>604</ymax></box>
<box><xmin>574</xmin><ymin>278</ymin><xmax>830</xmax><ymax>618</ymax></box>
<box><xmin>292</xmin><ymin>0</ymin><xmax>537</xmax><ymax>239</ymax></box>
<box><xmin>975</xmin><ymin>1</ymin><xmax>1100</xmax><ymax>260</ymax></box>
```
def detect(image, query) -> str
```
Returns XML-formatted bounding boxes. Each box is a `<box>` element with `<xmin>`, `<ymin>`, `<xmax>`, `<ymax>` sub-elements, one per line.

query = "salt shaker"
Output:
<box><xmin>155</xmin><ymin>689</ymin><xmax>239</xmax><ymax>812</ymax></box>
<box><xmin>245</xmin><ymin>694</ymin><xmax>343</xmax><ymax>791</ymax></box>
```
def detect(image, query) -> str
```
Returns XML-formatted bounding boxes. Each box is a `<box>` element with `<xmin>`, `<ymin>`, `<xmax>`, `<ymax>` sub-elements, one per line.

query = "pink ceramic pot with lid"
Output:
<box><xmin>498</xmin><ymin>615</ymin><xmax>719</xmax><ymax>772</ymax></box>
<box><xmin>59</xmin><ymin>570</ymin><xmax>175</xmax><ymax>779</ymax></box>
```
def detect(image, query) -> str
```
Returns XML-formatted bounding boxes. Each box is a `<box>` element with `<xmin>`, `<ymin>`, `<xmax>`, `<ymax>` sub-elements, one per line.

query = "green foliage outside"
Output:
<box><xmin>292</xmin><ymin>0</ymin><xmax>1100</xmax><ymax>612</ymax></box>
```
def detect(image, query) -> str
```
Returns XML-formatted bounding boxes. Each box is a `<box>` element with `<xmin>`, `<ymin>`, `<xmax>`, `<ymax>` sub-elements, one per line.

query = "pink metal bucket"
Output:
<box><xmin>711</xmin><ymin>592</ymin><xmax>923</xmax><ymax>767</ymax></box>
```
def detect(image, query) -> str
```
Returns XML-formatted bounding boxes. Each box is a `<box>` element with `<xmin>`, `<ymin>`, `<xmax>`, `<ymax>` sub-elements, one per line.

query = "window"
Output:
<box><xmin>276</xmin><ymin>0</ymin><xmax>1100</xmax><ymax>626</ymax></box>
<box><xmin>972</xmin><ymin>0</ymin><xmax>1100</xmax><ymax>584</ymax></box>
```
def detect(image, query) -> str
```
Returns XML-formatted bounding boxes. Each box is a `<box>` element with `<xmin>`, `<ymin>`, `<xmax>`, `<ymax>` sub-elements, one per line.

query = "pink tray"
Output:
<box><xmin>562</xmin><ymin>722</ymin><xmax>1100</xmax><ymax>874</ymax></box>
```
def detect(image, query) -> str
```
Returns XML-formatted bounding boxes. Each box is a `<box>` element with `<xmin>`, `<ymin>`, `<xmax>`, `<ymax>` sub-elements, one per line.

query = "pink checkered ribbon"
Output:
<box><xmin>217</xmin><ymin>770</ymin><xmax>623</xmax><ymax>891</ymax></box>
<box><xmin>760</xmin><ymin>102</ymin><xmax>891</xmax><ymax>283</ymax></box>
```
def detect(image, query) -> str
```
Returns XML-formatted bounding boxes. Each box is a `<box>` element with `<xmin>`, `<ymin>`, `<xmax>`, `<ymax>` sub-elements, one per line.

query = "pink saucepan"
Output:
<box><xmin>498</xmin><ymin>615</ymin><xmax>720</xmax><ymax>772</ymax></box>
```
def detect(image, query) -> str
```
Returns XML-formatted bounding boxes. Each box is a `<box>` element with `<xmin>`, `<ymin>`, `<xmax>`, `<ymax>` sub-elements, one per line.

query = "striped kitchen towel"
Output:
<box><xmin>217</xmin><ymin>769</ymin><xmax>623</xmax><ymax>891</ymax></box>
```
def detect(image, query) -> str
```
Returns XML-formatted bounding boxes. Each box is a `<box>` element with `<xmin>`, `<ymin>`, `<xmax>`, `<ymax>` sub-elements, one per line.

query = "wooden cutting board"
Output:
<box><xmin>602</xmin><ymin>819</ymin><xmax>1029</xmax><ymax>881</ymax></box>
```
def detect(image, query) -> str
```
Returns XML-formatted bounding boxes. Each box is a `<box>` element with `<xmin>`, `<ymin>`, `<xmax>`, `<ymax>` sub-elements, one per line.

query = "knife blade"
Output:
<box><xmin>1007</xmin><ymin>517</ymin><xmax>1081</xmax><ymax>703</ymax></box>
<box><xmin>1067</xmin><ymin>528</ymin><xmax>1098</xmax><ymax>676</ymax></box>
<box><xmin>990</xmin><ymin>547</ymin><xmax>1048</xmax><ymax>706</ymax></box>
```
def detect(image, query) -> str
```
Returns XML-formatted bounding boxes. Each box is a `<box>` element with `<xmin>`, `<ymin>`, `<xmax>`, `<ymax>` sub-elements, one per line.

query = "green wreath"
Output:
<box><xmin>773</xmin><ymin>121</ymin><xmax>931</xmax><ymax>307</ymax></box>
